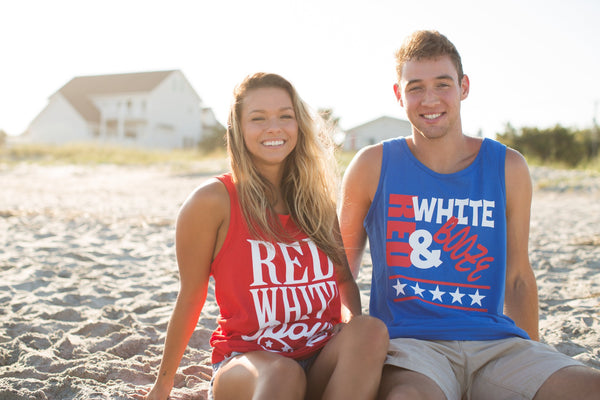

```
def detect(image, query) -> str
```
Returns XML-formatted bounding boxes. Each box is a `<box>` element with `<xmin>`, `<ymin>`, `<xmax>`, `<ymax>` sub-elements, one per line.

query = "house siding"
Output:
<box><xmin>343</xmin><ymin>116</ymin><xmax>412</xmax><ymax>151</ymax></box>
<box><xmin>27</xmin><ymin>93</ymin><xmax>90</xmax><ymax>144</ymax></box>
<box><xmin>25</xmin><ymin>70</ymin><xmax>211</xmax><ymax>149</ymax></box>
<box><xmin>145</xmin><ymin>71</ymin><xmax>203</xmax><ymax>148</ymax></box>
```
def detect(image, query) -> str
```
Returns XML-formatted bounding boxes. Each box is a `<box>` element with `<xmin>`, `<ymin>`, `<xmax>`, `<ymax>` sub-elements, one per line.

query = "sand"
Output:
<box><xmin>1</xmin><ymin>162</ymin><xmax>599</xmax><ymax>399</ymax></box>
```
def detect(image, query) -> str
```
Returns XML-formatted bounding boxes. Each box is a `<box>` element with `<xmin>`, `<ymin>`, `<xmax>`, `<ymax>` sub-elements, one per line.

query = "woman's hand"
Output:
<box><xmin>331</xmin><ymin>322</ymin><xmax>347</xmax><ymax>336</ymax></box>
<box><xmin>133</xmin><ymin>383</ymin><xmax>172</xmax><ymax>400</ymax></box>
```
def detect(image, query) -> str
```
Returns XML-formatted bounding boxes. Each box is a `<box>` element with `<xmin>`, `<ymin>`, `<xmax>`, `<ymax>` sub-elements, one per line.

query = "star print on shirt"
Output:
<box><xmin>450</xmin><ymin>287</ymin><xmax>465</xmax><ymax>304</ymax></box>
<box><xmin>389</xmin><ymin>274</ymin><xmax>489</xmax><ymax>312</ymax></box>
<box><xmin>393</xmin><ymin>279</ymin><xmax>407</xmax><ymax>296</ymax></box>
<box><xmin>411</xmin><ymin>282</ymin><xmax>425</xmax><ymax>297</ymax></box>
<box><xmin>429</xmin><ymin>286</ymin><xmax>446</xmax><ymax>302</ymax></box>
<box><xmin>469</xmin><ymin>289</ymin><xmax>486</xmax><ymax>306</ymax></box>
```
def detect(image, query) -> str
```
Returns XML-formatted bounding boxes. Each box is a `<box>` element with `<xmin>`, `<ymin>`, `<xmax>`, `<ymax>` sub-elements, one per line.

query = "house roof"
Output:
<box><xmin>57</xmin><ymin>70</ymin><xmax>177</xmax><ymax>122</ymax></box>
<box><xmin>346</xmin><ymin>115</ymin><xmax>410</xmax><ymax>133</ymax></box>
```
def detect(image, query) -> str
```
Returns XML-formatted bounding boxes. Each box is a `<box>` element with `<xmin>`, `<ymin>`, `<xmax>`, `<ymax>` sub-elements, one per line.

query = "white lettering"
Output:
<box><xmin>482</xmin><ymin>200</ymin><xmax>495</xmax><ymax>227</ymax></box>
<box><xmin>411</xmin><ymin>197</ymin><xmax>496</xmax><ymax>228</ymax></box>
<box><xmin>281</xmin><ymin>286</ymin><xmax>303</xmax><ymax>323</ymax></box>
<box><xmin>455</xmin><ymin>198</ymin><xmax>469</xmax><ymax>225</ymax></box>
<box><xmin>305</xmin><ymin>238</ymin><xmax>334</xmax><ymax>281</ymax></box>
<box><xmin>413</xmin><ymin>196</ymin><xmax>436</xmax><ymax>222</ymax></box>
<box><xmin>247</xmin><ymin>240</ymin><xmax>280</xmax><ymax>286</ymax></box>
<box><xmin>249</xmin><ymin>287</ymin><xmax>279</xmax><ymax>328</ymax></box>
<box><xmin>436</xmin><ymin>198</ymin><xmax>454</xmax><ymax>224</ymax></box>
<box><xmin>469</xmin><ymin>200</ymin><xmax>483</xmax><ymax>226</ymax></box>
<box><xmin>278</xmin><ymin>241</ymin><xmax>307</xmax><ymax>285</ymax></box>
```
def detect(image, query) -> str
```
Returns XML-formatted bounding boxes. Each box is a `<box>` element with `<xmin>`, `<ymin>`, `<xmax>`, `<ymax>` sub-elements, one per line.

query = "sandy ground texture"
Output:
<box><xmin>1</xmin><ymin>162</ymin><xmax>599</xmax><ymax>399</ymax></box>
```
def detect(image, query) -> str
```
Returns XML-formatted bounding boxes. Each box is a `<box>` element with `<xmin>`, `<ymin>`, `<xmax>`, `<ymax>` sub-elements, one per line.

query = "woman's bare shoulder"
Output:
<box><xmin>179</xmin><ymin>177</ymin><xmax>230</xmax><ymax>222</ymax></box>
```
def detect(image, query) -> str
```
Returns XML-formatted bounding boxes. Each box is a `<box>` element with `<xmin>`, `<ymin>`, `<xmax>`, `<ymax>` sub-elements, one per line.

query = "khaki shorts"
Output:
<box><xmin>386</xmin><ymin>337</ymin><xmax>582</xmax><ymax>400</ymax></box>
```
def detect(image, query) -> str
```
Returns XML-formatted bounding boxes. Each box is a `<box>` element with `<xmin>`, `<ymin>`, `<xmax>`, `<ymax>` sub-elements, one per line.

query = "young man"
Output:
<box><xmin>339</xmin><ymin>30</ymin><xmax>600</xmax><ymax>400</ymax></box>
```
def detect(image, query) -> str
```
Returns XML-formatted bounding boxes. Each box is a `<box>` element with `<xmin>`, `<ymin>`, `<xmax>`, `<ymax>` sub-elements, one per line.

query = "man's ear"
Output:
<box><xmin>393</xmin><ymin>83</ymin><xmax>404</xmax><ymax>107</ymax></box>
<box><xmin>460</xmin><ymin>75</ymin><xmax>470</xmax><ymax>100</ymax></box>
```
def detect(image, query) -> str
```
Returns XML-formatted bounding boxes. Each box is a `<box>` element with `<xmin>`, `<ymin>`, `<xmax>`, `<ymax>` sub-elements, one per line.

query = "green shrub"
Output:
<box><xmin>497</xmin><ymin>124</ymin><xmax>599</xmax><ymax>168</ymax></box>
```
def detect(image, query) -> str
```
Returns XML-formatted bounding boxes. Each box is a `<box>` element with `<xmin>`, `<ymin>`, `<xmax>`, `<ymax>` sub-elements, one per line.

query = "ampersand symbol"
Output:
<box><xmin>409</xmin><ymin>230</ymin><xmax>442</xmax><ymax>269</ymax></box>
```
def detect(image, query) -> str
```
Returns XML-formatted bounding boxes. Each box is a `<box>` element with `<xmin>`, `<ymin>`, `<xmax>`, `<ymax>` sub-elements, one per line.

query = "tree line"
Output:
<box><xmin>496</xmin><ymin>124</ymin><xmax>600</xmax><ymax>167</ymax></box>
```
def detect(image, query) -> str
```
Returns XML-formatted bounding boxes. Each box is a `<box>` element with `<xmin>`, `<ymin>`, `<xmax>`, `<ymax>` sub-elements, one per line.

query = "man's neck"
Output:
<box><xmin>407</xmin><ymin>132</ymin><xmax>482</xmax><ymax>175</ymax></box>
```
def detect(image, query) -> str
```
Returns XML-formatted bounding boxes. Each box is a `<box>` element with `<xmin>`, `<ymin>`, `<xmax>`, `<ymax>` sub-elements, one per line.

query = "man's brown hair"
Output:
<box><xmin>395</xmin><ymin>30</ymin><xmax>464</xmax><ymax>82</ymax></box>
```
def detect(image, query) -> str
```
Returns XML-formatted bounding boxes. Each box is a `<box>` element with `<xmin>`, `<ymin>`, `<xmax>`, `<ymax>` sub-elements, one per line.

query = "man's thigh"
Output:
<box><xmin>379</xmin><ymin>365</ymin><xmax>447</xmax><ymax>400</ymax></box>
<box><xmin>468</xmin><ymin>338</ymin><xmax>583</xmax><ymax>400</ymax></box>
<box><xmin>385</xmin><ymin>338</ymin><xmax>462</xmax><ymax>400</ymax></box>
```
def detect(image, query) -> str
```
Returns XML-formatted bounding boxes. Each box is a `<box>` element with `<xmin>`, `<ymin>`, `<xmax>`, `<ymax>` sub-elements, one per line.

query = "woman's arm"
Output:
<box><xmin>146</xmin><ymin>179</ymin><xmax>229</xmax><ymax>399</ymax></box>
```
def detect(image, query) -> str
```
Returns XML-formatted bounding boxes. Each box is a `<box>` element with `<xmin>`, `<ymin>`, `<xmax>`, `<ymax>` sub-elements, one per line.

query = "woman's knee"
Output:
<box><xmin>214</xmin><ymin>352</ymin><xmax>306</xmax><ymax>399</ymax></box>
<box><xmin>346</xmin><ymin>315</ymin><xmax>389</xmax><ymax>353</ymax></box>
<box><xmin>255</xmin><ymin>355</ymin><xmax>307</xmax><ymax>395</ymax></box>
<box><xmin>265</xmin><ymin>355</ymin><xmax>306</xmax><ymax>381</ymax></box>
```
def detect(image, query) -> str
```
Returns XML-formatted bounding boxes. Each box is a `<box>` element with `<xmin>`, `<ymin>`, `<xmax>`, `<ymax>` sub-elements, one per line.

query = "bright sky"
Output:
<box><xmin>1</xmin><ymin>0</ymin><xmax>599</xmax><ymax>138</ymax></box>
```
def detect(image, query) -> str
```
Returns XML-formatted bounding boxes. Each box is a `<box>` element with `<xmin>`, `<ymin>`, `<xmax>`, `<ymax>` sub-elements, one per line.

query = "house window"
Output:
<box><xmin>183</xmin><ymin>137</ymin><xmax>194</xmax><ymax>148</ymax></box>
<box><xmin>125</xmin><ymin>130</ymin><xmax>137</xmax><ymax>139</ymax></box>
<box><xmin>156</xmin><ymin>123</ymin><xmax>174</xmax><ymax>134</ymax></box>
<box><xmin>106</xmin><ymin>119</ymin><xmax>118</xmax><ymax>136</ymax></box>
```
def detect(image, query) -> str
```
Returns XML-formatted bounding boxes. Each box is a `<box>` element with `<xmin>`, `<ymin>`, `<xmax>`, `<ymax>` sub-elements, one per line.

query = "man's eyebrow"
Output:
<box><xmin>406</xmin><ymin>75</ymin><xmax>454</xmax><ymax>86</ymax></box>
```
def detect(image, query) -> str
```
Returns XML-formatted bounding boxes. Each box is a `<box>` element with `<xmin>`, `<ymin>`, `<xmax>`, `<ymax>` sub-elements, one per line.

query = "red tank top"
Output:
<box><xmin>209</xmin><ymin>173</ymin><xmax>342</xmax><ymax>364</ymax></box>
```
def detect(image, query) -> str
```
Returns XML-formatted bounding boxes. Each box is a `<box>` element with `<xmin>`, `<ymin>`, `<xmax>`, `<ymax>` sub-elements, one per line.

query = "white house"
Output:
<box><xmin>342</xmin><ymin>116</ymin><xmax>412</xmax><ymax>151</ymax></box>
<box><xmin>26</xmin><ymin>70</ymin><xmax>220</xmax><ymax>149</ymax></box>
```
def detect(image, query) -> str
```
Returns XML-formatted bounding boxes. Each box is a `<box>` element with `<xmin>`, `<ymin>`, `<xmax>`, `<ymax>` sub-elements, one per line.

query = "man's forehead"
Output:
<box><xmin>400</xmin><ymin>56</ymin><xmax>459</xmax><ymax>82</ymax></box>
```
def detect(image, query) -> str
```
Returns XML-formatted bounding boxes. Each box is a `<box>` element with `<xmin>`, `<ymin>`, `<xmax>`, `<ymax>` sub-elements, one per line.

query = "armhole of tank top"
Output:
<box><xmin>210</xmin><ymin>175</ymin><xmax>235</xmax><ymax>271</ymax></box>
<box><xmin>498</xmin><ymin>141</ymin><xmax>507</xmax><ymax>206</ymax></box>
<box><xmin>365</xmin><ymin>140</ymin><xmax>389</xmax><ymax>228</ymax></box>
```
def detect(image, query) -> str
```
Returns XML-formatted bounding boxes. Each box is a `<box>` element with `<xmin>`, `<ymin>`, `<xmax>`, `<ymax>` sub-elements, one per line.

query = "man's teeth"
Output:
<box><xmin>263</xmin><ymin>140</ymin><xmax>284</xmax><ymax>146</ymax></box>
<box><xmin>424</xmin><ymin>113</ymin><xmax>442</xmax><ymax>120</ymax></box>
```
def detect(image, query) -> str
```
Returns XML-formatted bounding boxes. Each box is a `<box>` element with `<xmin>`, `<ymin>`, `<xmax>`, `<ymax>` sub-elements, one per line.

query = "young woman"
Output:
<box><xmin>144</xmin><ymin>72</ymin><xmax>388</xmax><ymax>400</ymax></box>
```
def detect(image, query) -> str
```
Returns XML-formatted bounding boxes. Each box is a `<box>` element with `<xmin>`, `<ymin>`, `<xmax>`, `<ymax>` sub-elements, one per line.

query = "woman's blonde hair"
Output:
<box><xmin>226</xmin><ymin>72</ymin><xmax>343</xmax><ymax>265</ymax></box>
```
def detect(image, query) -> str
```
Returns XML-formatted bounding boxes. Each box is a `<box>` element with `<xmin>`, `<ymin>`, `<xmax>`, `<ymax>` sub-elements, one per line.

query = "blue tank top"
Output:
<box><xmin>364</xmin><ymin>137</ymin><xmax>529</xmax><ymax>340</ymax></box>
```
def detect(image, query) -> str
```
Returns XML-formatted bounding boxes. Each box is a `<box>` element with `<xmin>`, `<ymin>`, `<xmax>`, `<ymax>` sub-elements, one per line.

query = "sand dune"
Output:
<box><xmin>1</xmin><ymin>163</ymin><xmax>599</xmax><ymax>399</ymax></box>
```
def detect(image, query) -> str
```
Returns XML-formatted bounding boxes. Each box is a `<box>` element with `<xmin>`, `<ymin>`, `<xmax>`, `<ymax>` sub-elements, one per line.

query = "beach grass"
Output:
<box><xmin>0</xmin><ymin>142</ymin><xmax>360</xmax><ymax>172</ymax></box>
<box><xmin>4</xmin><ymin>142</ymin><xmax>596</xmax><ymax>177</ymax></box>
<box><xmin>0</xmin><ymin>143</ymin><xmax>226</xmax><ymax>168</ymax></box>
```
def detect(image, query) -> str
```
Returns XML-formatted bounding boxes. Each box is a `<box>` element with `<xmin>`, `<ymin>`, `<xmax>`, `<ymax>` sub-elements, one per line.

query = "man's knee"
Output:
<box><xmin>534</xmin><ymin>365</ymin><xmax>600</xmax><ymax>400</ymax></box>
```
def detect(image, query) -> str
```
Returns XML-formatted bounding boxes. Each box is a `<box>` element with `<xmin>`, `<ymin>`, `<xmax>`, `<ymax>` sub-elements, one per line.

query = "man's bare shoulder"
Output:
<box><xmin>504</xmin><ymin>146</ymin><xmax>532</xmax><ymax>211</ymax></box>
<box><xmin>504</xmin><ymin>146</ymin><xmax>530</xmax><ymax>180</ymax></box>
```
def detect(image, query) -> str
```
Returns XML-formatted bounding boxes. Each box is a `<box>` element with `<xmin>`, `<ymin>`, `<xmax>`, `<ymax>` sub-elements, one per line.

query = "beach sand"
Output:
<box><xmin>1</xmin><ymin>162</ymin><xmax>599</xmax><ymax>399</ymax></box>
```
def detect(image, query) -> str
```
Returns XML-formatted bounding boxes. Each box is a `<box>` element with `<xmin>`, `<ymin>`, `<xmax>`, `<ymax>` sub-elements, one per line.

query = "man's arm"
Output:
<box><xmin>503</xmin><ymin>148</ymin><xmax>539</xmax><ymax>340</ymax></box>
<box><xmin>339</xmin><ymin>144</ymin><xmax>383</xmax><ymax>279</ymax></box>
